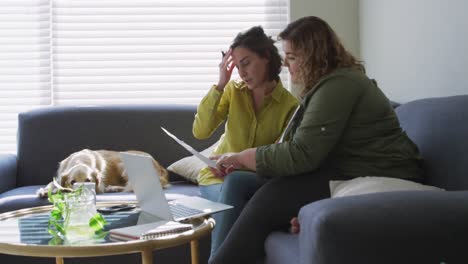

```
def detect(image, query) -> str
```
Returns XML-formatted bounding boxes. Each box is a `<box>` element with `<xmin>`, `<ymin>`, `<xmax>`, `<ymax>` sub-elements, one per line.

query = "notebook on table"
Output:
<box><xmin>109</xmin><ymin>219</ymin><xmax>193</xmax><ymax>241</ymax></box>
<box><xmin>119</xmin><ymin>152</ymin><xmax>233</xmax><ymax>222</ymax></box>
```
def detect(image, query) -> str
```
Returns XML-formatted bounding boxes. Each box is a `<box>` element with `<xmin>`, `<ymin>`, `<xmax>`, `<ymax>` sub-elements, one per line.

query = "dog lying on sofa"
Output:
<box><xmin>37</xmin><ymin>149</ymin><xmax>169</xmax><ymax>197</ymax></box>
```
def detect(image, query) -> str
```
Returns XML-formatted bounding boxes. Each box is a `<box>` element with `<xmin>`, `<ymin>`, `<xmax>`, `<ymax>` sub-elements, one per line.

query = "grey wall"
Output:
<box><xmin>290</xmin><ymin>0</ymin><xmax>360</xmax><ymax>58</ymax></box>
<box><xmin>290</xmin><ymin>0</ymin><xmax>468</xmax><ymax>102</ymax></box>
<box><xmin>289</xmin><ymin>0</ymin><xmax>360</xmax><ymax>96</ymax></box>
<box><xmin>360</xmin><ymin>0</ymin><xmax>468</xmax><ymax>102</ymax></box>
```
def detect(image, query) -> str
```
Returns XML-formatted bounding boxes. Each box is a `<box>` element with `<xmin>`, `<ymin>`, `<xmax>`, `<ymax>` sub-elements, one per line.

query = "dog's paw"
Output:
<box><xmin>104</xmin><ymin>185</ymin><xmax>126</xmax><ymax>193</ymax></box>
<box><xmin>36</xmin><ymin>188</ymin><xmax>49</xmax><ymax>198</ymax></box>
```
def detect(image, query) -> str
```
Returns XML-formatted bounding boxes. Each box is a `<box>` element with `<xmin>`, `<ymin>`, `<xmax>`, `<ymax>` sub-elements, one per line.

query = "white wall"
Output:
<box><xmin>360</xmin><ymin>0</ymin><xmax>468</xmax><ymax>102</ymax></box>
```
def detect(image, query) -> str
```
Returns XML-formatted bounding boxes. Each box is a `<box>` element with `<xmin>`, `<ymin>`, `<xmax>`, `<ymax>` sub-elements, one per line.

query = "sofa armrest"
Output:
<box><xmin>298</xmin><ymin>190</ymin><xmax>468</xmax><ymax>264</ymax></box>
<box><xmin>0</xmin><ymin>154</ymin><xmax>18</xmax><ymax>194</ymax></box>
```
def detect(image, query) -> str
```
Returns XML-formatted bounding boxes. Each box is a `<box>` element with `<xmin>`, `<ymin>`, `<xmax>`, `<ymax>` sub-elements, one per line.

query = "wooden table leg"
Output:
<box><xmin>56</xmin><ymin>257</ymin><xmax>64</xmax><ymax>264</ymax></box>
<box><xmin>190</xmin><ymin>240</ymin><xmax>199</xmax><ymax>264</ymax></box>
<box><xmin>141</xmin><ymin>249</ymin><xmax>153</xmax><ymax>264</ymax></box>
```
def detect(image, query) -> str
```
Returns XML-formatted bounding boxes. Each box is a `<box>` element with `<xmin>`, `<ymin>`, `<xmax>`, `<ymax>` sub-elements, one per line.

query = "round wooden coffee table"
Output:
<box><xmin>0</xmin><ymin>202</ymin><xmax>214</xmax><ymax>264</ymax></box>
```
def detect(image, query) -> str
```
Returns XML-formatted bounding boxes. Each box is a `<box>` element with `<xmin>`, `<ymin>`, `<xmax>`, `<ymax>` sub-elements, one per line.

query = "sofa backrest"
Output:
<box><xmin>16</xmin><ymin>105</ymin><xmax>223</xmax><ymax>187</ymax></box>
<box><xmin>395</xmin><ymin>95</ymin><xmax>468</xmax><ymax>190</ymax></box>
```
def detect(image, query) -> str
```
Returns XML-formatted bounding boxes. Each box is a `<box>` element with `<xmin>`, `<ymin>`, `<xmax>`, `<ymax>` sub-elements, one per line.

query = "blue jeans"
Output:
<box><xmin>199</xmin><ymin>183</ymin><xmax>224</xmax><ymax>256</ymax></box>
<box><xmin>208</xmin><ymin>171</ymin><xmax>265</xmax><ymax>259</ymax></box>
<box><xmin>199</xmin><ymin>183</ymin><xmax>223</xmax><ymax>202</ymax></box>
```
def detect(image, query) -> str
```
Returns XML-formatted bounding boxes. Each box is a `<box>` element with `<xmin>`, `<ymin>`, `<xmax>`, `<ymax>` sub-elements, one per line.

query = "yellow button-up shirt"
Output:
<box><xmin>193</xmin><ymin>80</ymin><xmax>299</xmax><ymax>185</ymax></box>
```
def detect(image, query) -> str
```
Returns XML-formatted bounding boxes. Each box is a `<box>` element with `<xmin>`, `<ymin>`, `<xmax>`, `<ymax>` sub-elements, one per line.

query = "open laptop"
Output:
<box><xmin>120</xmin><ymin>152</ymin><xmax>232</xmax><ymax>222</ymax></box>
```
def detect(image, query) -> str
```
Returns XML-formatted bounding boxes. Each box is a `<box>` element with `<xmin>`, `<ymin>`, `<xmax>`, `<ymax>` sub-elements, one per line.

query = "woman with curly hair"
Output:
<box><xmin>208</xmin><ymin>16</ymin><xmax>423</xmax><ymax>264</ymax></box>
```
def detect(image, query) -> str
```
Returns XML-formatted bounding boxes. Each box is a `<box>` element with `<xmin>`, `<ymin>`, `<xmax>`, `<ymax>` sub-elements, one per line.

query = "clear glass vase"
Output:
<box><xmin>63</xmin><ymin>183</ymin><xmax>97</xmax><ymax>243</ymax></box>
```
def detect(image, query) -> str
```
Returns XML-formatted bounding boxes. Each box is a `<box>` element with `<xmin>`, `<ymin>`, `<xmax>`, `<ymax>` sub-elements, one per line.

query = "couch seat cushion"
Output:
<box><xmin>265</xmin><ymin>231</ymin><xmax>299</xmax><ymax>264</ymax></box>
<box><xmin>0</xmin><ymin>181</ymin><xmax>200</xmax><ymax>213</ymax></box>
<box><xmin>329</xmin><ymin>176</ymin><xmax>444</xmax><ymax>198</ymax></box>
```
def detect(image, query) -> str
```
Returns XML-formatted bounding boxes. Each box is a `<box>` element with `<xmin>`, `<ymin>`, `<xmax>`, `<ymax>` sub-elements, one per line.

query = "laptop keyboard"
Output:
<box><xmin>169</xmin><ymin>203</ymin><xmax>204</xmax><ymax>219</ymax></box>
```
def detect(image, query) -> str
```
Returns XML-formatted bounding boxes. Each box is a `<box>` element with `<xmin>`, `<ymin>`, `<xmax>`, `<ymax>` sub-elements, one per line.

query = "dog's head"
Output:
<box><xmin>59</xmin><ymin>163</ymin><xmax>101</xmax><ymax>190</ymax></box>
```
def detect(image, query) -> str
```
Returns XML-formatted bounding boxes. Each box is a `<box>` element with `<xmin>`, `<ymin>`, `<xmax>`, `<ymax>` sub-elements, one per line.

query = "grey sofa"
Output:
<box><xmin>0</xmin><ymin>105</ymin><xmax>222</xmax><ymax>264</ymax></box>
<box><xmin>265</xmin><ymin>95</ymin><xmax>468</xmax><ymax>264</ymax></box>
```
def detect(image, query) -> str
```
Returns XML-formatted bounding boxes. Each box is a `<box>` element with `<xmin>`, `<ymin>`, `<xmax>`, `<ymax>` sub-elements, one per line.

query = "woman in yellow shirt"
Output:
<box><xmin>193</xmin><ymin>26</ymin><xmax>298</xmax><ymax>203</ymax></box>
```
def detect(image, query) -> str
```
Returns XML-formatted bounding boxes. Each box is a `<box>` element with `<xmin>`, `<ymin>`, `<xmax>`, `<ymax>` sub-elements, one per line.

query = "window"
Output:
<box><xmin>0</xmin><ymin>0</ymin><xmax>51</xmax><ymax>153</ymax></box>
<box><xmin>0</xmin><ymin>0</ymin><xmax>289</xmax><ymax>153</ymax></box>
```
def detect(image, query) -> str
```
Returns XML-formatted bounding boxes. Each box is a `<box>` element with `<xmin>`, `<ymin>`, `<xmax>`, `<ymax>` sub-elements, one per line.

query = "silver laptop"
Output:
<box><xmin>120</xmin><ymin>152</ymin><xmax>232</xmax><ymax>222</ymax></box>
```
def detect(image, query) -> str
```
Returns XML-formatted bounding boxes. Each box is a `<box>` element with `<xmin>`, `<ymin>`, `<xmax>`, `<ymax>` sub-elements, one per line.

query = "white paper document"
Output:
<box><xmin>161</xmin><ymin>127</ymin><xmax>217</xmax><ymax>168</ymax></box>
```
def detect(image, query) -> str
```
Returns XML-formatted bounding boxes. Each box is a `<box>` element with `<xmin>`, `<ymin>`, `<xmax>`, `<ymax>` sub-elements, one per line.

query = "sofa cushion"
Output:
<box><xmin>298</xmin><ymin>190</ymin><xmax>468</xmax><ymax>263</ymax></box>
<box><xmin>264</xmin><ymin>231</ymin><xmax>299</xmax><ymax>264</ymax></box>
<box><xmin>395</xmin><ymin>95</ymin><xmax>468</xmax><ymax>190</ymax></box>
<box><xmin>329</xmin><ymin>176</ymin><xmax>444</xmax><ymax>198</ymax></box>
<box><xmin>0</xmin><ymin>182</ymin><xmax>200</xmax><ymax>213</ymax></box>
<box><xmin>0</xmin><ymin>186</ymin><xmax>51</xmax><ymax>213</ymax></box>
<box><xmin>167</xmin><ymin>140</ymin><xmax>219</xmax><ymax>183</ymax></box>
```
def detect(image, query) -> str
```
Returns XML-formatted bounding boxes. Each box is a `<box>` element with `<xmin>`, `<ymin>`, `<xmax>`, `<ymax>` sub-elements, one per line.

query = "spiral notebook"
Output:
<box><xmin>109</xmin><ymin>220</ymin><xmax>193</xmax><ymax>241</ymax></box>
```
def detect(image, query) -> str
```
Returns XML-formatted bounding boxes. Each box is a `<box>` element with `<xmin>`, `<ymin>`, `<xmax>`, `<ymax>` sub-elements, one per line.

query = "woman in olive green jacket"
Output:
<box><xmin>208</xmin><ymin>16</ymin><xmax>423</xmax><ymax>264</ymax></box>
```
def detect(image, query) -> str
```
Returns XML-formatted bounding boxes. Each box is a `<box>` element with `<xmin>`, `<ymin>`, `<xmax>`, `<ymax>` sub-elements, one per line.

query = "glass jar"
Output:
<box><xmin>63</xmin><ymin>183</ymin><xmax>97</xmax><ymax>242</ymax></box>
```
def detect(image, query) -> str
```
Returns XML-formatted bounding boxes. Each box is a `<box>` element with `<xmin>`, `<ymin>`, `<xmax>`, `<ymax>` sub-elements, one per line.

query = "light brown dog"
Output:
<box><xmin>37</xmin><ymin>149</ymin><xmax>169</xmax><ymax>197</ymax></box>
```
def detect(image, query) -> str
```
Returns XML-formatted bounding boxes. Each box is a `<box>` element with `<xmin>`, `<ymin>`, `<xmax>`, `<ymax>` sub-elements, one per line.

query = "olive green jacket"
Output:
<box><xmin>256</xmin><ymin>68</ymin><xmax>423</xmax><ymax>180</ymax></box>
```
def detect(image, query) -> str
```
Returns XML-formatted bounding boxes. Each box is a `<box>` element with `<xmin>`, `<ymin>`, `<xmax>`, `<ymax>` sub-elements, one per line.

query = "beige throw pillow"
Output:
<box><xmin>167</xmin><ymin>141</ymin><xmax>219</xmax><ymax>183</ymax></box>
<box><xmin>329</xmin><ymin>176</ymin><xmax>444</xmax><ymax>198</ymax></box>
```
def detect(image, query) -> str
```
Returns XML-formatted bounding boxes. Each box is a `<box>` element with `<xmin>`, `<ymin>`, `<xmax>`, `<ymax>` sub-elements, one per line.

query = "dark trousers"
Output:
<box><xmin>209</xmin><ymin>168</ymin><xmax>344</xmax><ymax>264</ymax></box>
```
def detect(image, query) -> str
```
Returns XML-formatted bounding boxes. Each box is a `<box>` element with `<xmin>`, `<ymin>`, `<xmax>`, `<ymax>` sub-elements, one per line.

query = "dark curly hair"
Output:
<box><xmin>279</xmin><ymin>16</ymin><xmax>365</xmax><ymax>97</ymax></box>
<box><xmin>230</xmin><ymin>26</ymin><xmax>282</xmax><ymax>82</ymax></box>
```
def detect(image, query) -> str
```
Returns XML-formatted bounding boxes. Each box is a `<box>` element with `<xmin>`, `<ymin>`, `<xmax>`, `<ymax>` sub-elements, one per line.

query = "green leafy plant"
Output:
<box><xmin>47</xmin><ymin>181</ymin><xmax>108</xmax><ymax>240</ymax></box>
